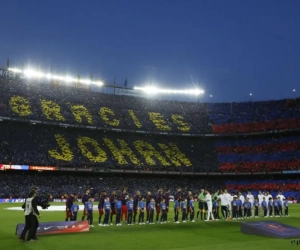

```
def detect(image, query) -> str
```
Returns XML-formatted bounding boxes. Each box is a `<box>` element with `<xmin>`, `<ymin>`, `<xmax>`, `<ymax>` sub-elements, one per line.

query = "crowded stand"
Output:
<box><xmin>0</xmin><ymin>72</ymin><xmax>299</xmax><ymax>174</ymax></box>
<box><xmin>0</xmin><ymin>121</ymin><xmax>218</xmax><ymax>172</ymax></box>
<box><xmin>210</xmin><ymin>100</ymin><xmax>300</xmax><ymax>134</ymax></box>
<box><xmin>0</xmin><ymin>75</ymin><xmax>300</xmax><ymax>135</ymax></box>
<box><xmin>0</xmin><ymin>79</ymin><xmax>211</xmax><ymax>134</ymax></box>
<box><xmin>0</xmin><ymin>70</ymin><xmax>299</xmax><ymax>232</ymax></box>
<box><xmin>0</xmin><ymin>70</ymin><xmax>299</xmax><ymax>199</ymax></box>
<box><xmin>225</xmin><ymin>179</ymin><xmax>300</xmax><ymax>200</ymax></box>
<box><xmin>1</xmin><ymin>120</ymin><xmax>299</xmax><ymax>173</ymax></box>
<box><xmin>215</xmin><ymin>133</ymin><xmax>300</xmax><ymax>172</ymax></box>
<box><xmin>0</xmin><ymin>172</ymin><xmax>298</xmax><ymax>201</ymax></box>
<box><xmin>0</xmin><ymin>173</ymin><xmax>219</xmax><ymax>199</ymax></box>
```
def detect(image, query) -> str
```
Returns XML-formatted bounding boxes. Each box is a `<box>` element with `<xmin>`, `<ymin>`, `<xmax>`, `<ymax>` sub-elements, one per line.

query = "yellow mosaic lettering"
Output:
<box><xmin>48</xmin><ymin>134</ymin><xmax>74</xmax><ymax>161</ymax></box>
<box><xmin>104</xmin><ymin>138</ymin><xmax>140</xmax><ymax>165</ymax></box>
<box><xmin>77</xmin><ymin>136</ymin><xmax>107</xmax><ymax>162</ymax></box>
<box><xmin>148</xmin><ymin>112</ymin><xmax>171</xmax><ymax>131</ymax></box>
<box><xmin>128</xmin><ymin>110</ymin><xmax>142</xmax><ymax>128</ymax></box>
<box><xmin>99</xmin><ymin>107</ymin><xmax>120</xmax><ymax>127</ymax></box>
<box><xmin>41</xmin><ymin>99</ymin><xmax>65</xmax><ymax>121</ymax></box>
<box><xmin>158</xmin><ymin>143</ymin><xmax>192</xmax><ymax>167</ymax></box>
<box><xmin>134</xmin><ymin>140</ymin><xmax>170</xmax><ymax>166</ymax></box>
<box><xmin>9</xmin><ymin>96</ymin><xmax>32</xmax><ymax>116</ymax></box>
<box><xmin>68</xmin><ymin>103</ymin><xmax>93</xmax><ymax>124</ymax></box>
<box><xmin>172</xmin><ymin>114</ymin><xmax>190</xmax><ymax>132</ymax></box>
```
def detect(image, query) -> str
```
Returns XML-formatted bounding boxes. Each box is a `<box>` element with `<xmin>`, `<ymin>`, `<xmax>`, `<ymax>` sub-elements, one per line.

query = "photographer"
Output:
<box><xmin>19</xmin><ymin>190</ymin><xmax>40</xmax><ymax>242</ymax></box>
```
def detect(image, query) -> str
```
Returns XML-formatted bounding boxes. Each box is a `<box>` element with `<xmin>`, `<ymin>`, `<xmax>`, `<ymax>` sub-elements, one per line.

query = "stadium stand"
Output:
<box><xmin>1</xmin><ymin>77</ymin><xmax>300</xmax><ymax>135</ymax></box>
<box><xmin>0</xmin><ymin>79</ymin><xmax>211</xmax><ymax>134</ymax></box>
<box><xmin>0</xmin><ymin>74</ymin><xmax>300</xmax><ymax>173</ymax></box>
<box><xmin>209</xmin><ymin>100</ymin><xmax>300</xmax><ymax>134</ymax></box>
<box><xmin>0</xmin><ymin>69</ymin><xmax>299</xmax><ymax>206</ymax></box>
<box><xmin>225</xmin><ymin>179</ymin><xmax>300</xmax><ymax>200</ymax></box>
<box><xmin>0</xmin><ymin>172</ymin><xmax>222</xmax><ymax>199</ymax></box>
<box><xmin>0</xmin><ymin>121</ymin><xmax>218</xmax><ymax>172</ymax></box>
<box><xmin>0</xmin><ymin>172</ymin><xmax>298</xmax><ymax>200</ymax></box>
<box><xmin>215</xmin><ymin>133</ymin><xmax>300</xmax><ymax>172</ymax></box>
<box><xmin>1</xmin><ymin>120</ymin><xmax>299</xmax><ymax>173</ymax></box>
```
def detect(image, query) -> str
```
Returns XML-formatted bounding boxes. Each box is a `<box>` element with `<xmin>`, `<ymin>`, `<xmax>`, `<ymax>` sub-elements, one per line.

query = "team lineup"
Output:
<box><xmin>65</xmin><ymin>188</ymin><xmax>290</xmax><ymax>228</ymax></box>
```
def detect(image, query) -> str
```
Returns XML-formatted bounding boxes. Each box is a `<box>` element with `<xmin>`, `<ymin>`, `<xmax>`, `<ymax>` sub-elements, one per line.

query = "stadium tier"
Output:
<box><xmin>0</xmin><ymin>121</ymin><xmax>218</xmax><ymax>171</ymax></box>
<box><xmin>0</xmin><ymin>172</ymin><xmax>218</xmax><ymax>198</ymax></box>
<box><xmin>225</xmin><ymin>180</ymin><xmax>300</xmax><ymax>199</ymax></box>
<box><xmin>0</xmin><ymin>172</ymin><xmax>299</xmax><ymax>200</ymax></box>
<box><xmin>1</xmin><ymin>78</ymin><xmax>300</xmax><ymax>134</ymax></box>
<box><xmin>215</xmin><ymin>135</ymin><xmax>300</xmax><ymax>172</ymax></box>
<box><xmin>0</xmin><ymin>74</ymin><xmax>299</xmax><ymax>173</ymax></box>
<box><xmin>0</xmin><ymin>79</ymin><xmax>210</xmax><ymax>134</ymax></box>
<box><xmin>209</xmin><ymin>100</ymin><xmax>300</xmax><ymax>134</ymax></box>
<box><xmin>0</xmin><ymin>121</ymin><xmax>299</xmax><ymax>172</ymax></box>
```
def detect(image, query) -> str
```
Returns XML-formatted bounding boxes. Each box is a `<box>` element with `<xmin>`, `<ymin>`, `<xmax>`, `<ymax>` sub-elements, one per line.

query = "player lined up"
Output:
<box><xmin>96</xmin><ymin>188</ymin><xmax>214</xmax><ymax>226</ymax></box>
<box><xmin>217</xmin><ymin>190</ymin><xmax>290</xmax><ymax>220</ymax></box>
<box><xmin>64</xmin><ymin>189</ymin><xmax>290</xmax><ymax>227</ymax></box>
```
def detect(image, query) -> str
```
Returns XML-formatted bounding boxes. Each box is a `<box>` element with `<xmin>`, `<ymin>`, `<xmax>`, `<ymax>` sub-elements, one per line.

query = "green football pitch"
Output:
<box><xmin>0</xmin><ymin>202</ymin><xmax>299</xmax><ymax>250</ymax></box>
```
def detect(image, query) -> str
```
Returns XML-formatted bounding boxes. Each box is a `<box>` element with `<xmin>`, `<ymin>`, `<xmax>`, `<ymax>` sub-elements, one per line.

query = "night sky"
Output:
<box><xmin>0</xmin><ymin>0</ymin><xmax>299</xmax><ymax>102</ymax></box>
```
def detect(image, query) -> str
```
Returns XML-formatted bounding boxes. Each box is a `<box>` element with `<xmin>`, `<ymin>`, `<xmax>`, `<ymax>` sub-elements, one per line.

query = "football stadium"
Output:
<box><xmin>0</xmin><ymin>65</ymin><xmax>299</xmax><ymax>250</ymax></box>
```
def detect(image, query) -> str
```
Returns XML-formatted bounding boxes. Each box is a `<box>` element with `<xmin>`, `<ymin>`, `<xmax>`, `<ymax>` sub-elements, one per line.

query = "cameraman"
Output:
<box><xmin>19</xmin><ymin>190</ymin><xmax>40</xmax><ymax>242</ymax></box>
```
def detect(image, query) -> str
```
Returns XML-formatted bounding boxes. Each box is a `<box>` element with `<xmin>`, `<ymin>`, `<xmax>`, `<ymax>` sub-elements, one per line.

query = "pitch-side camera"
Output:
<box><xmin>36</xmin><ymin>192</ymin><xmax>51</xmax><ymax>210</ymax></box>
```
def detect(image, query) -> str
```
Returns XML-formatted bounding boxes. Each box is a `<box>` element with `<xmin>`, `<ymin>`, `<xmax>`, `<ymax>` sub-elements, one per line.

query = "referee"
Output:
<box><xmin>197</xmin><ymin>189</ymin><xmax>205</xmax><ymax>221</ymax></box>
<box><xmin>19</xmin><ymin>189</ymin><xmax>40</xmax><ymax>242</ymax></box>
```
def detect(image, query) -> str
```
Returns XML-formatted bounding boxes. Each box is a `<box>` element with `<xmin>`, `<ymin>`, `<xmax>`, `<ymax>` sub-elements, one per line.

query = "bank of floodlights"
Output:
<box><xmin>8</xmin><ymin>67</ymin><xmax>205</xmax><ymax>95</ymax></box>
<box><xmin>134</xmin><ymin>86</ymin><xmax>204</xmax><ymax>95</ymax></box>
<box><xmin>8</xmin><ymin>67</ymin><xmax>103</xmax><ymax>86</ymax></box>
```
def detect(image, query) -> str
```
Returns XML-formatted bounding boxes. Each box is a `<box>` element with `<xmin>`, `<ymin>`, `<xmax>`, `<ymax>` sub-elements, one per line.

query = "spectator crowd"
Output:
<box><xmin>0</xmin><ymin>77</ymin><xmax>300</xmax><ymax>135</ymax></box>
<box><xmin>0</xmin><ymin>172</ymin><xmax>219</xmax><ymax>199</ymax></box>
<box><xmin>0</xmin><ymin>78</ymin><xmax>210</xmax><ymax>134</ymax></box>
<box><xmin>0</xmin><ymin>121</ymin><xmax>218</xmax><ymax>172</ymax></box>
<box><xmin>0</xmin><ymin>76</ymin><xmax>299</xmax><ymax>173</ymax></box>
<box><xmin>1</xmin><ymin>121</ymin><xmax>299</xmax><ymax>173</ymax></box>
<box><xmin>216</xmin><ymin>134</ymin><xmax>300</xmax><ymax>172</ymax></box>
<box><xmin>0</xmin><ymin>172</ymin><xmax>298</xmax><ymax>200</ymax></box>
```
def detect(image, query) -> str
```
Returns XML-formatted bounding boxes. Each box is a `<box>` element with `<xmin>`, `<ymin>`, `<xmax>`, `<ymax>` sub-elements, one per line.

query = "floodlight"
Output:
<box><xmin>93</xmin><ymin>81</ymin><xmax>103</xmax><ymax>86</ymax></box>
<box><xmin>64</xmin><ymin>76</ymin><xmax>76</xmax><ymax>83</ymax></box>
<box><xmin>45</xmin><ymin>73</ymin><xmax>52</xmax><ymax>79</ymax></box>
<box><xmin>7</xmin><ymin>67</ymin><xmax>104</xmax><ymax>86</ymax></box>
<box><xmin>193</xmin><ymin>89</ymin><xmax>204</xmax><ymax>95</ymax></box>
<box><xmin>8</xmin><ymin>68</ymin><xmax>23</xmax><ymax>73</ymax></box>
<box><xmin>79</xmin><ymin>79</ymin><xmax>92</xmax><ymax>85</ymax></box>
<box><xmin>23</xmin><ymin>69</ymin><xmax>45</xmax><ymax>78</ymax></box>
<box><xmin>145</xmin><ymin>86</ymin><xmax>159</xmax><ymax>94</ymax></box>
<box><xmin>52</xmin><ymin>75</ymin><xmax>64</xmax><ymax>81</ymax></box>
<box><xmin>23</xmin><ymin>69</ymin><xmax>35</xmax><ymax>78</ymax></box>
<box><xmin>134</xmin><ymin>86</ymin><xmax>204</xmax><ymax>95</ymax></box>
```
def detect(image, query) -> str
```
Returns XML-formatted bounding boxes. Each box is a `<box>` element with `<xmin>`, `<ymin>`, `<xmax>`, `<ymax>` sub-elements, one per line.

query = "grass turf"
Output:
<box><xmin>0</xmin><ymin>202</ymin><xmax>299</xmax><ymax>250</ymax></box>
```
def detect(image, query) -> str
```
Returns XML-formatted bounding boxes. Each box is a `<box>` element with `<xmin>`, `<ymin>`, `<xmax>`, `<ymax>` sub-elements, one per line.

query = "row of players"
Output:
<box><xmin>64</xmin><ymin>189</ymin><xmax>290</xmax><ymax>227</ymax></box>
<box><xmin>218</xmin><ymin>190</ymin><xmax>290</xmax><ymax>220</ymax></box>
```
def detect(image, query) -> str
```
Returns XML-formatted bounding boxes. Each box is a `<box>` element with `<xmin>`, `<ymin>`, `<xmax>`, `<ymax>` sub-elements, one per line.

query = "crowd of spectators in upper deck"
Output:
<box><xmin>0</xmin><ymin>77</ymin><xmax>300</xmax><ymax>134</ymax></box>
